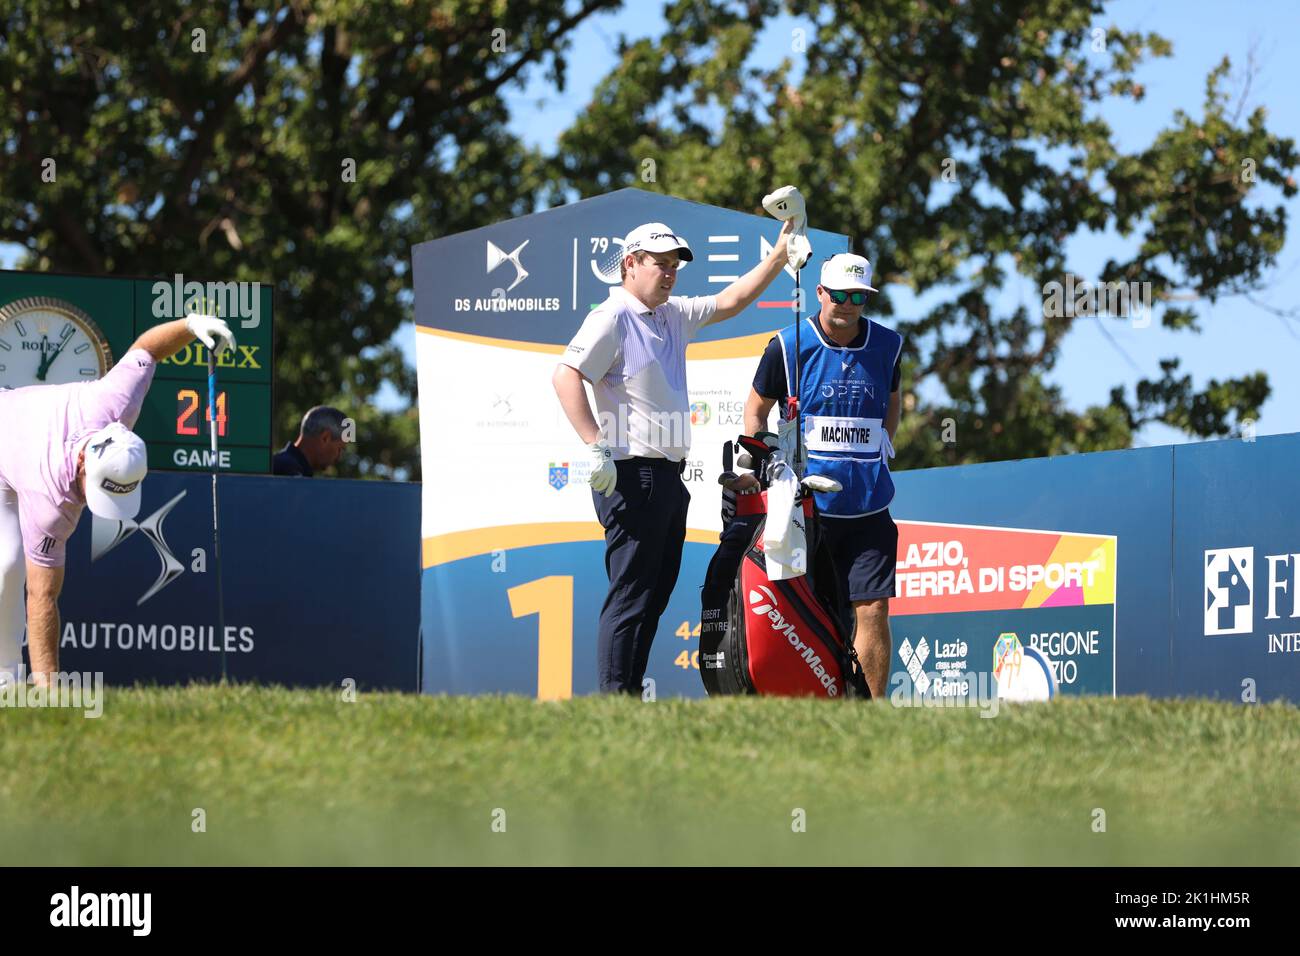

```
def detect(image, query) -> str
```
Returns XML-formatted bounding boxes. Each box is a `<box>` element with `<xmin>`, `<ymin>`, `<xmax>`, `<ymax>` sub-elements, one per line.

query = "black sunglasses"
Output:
<box><xmin>825</xmin><ymin>288</ymin><xmax>869</xmax><ymax>305</ymax></box>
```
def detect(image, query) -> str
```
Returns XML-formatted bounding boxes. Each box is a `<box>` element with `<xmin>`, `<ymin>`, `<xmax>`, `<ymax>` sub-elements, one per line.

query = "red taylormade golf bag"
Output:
<box><xmin>699</xmin><ymin>437</ymin><xmax>871</xmax><ymax>699</ymax></box>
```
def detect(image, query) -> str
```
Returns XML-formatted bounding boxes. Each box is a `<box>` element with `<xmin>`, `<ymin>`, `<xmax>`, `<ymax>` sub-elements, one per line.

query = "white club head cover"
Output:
<box><xmin>800</xmin><ymin>474</ymin><xmax>843</xmax><ymax>494</ymax></box>
<box><xmin>762</xmin><ymin>185</ymin><xmax>805</xmax><ymax>222</ymax></box>
<box><xmin>776</xmin><ymin>416</ymin><xmax>806</xmax><ymax>477</ymax></box>
<box><xmin>762</xmin><ymin>186</ymin><xmax>812</xmax><ymax>270</ymax></box>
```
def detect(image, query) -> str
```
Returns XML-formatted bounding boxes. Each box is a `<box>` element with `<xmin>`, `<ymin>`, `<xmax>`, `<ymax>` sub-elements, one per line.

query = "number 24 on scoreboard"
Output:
<box><xmin>175</xmin><ymin>388</ymin><xmax>228</xmax><ymax>438</ymax></box>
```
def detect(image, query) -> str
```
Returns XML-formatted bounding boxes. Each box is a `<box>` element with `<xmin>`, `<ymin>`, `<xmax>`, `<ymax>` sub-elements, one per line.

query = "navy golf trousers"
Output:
<box><xmin>592</xmin><ymin>457</ymin><xmax>690</xmax><ymax>693</ymax></box>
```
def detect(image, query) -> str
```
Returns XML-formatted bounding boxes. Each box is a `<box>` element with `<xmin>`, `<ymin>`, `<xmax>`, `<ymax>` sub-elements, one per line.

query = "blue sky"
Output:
<box><xmin>4</xmin><ymin>1</ymin><xmax>1295</xmax><ymax>445</ymax></box>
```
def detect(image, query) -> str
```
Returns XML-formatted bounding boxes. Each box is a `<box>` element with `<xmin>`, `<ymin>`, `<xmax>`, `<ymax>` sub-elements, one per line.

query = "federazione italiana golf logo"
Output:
<box><xmin>547</xmin><ymin>460</ymin><xmax>593</xmax><ymax>491</ymax></box>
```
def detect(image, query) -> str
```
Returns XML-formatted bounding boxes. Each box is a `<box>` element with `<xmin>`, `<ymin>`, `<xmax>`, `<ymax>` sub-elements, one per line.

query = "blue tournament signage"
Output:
<box><xmin>412</xmin><ymin>188</ymin><xmax>848</xmax><ymax>699</ymax></box>
<box><xmin>412</xmin><ymin>187</ymin><xmax>1300</xmax><ymax>705</ymax></box>
<box><xmin>44</xmin><ymin>473</ymin><xmax>420</xmax><ymax>690</ymax></box>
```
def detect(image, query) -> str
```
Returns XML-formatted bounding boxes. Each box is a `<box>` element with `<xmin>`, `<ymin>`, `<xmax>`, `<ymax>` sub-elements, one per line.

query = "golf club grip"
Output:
<box><xmin>207</xmin><ymin>352</ymin><xmax>217</xmax><ymax>454</ymax></box>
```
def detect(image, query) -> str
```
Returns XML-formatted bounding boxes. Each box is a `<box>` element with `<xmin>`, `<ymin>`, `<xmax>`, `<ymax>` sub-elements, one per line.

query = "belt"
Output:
<box><xmin>624</xmin><ymin>456</ymin><xmax>687</xmax><ymax>476</ymax></box>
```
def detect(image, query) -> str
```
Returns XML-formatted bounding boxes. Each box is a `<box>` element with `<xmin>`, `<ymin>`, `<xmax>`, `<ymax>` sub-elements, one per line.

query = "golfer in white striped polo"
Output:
<box><xmin>553</xmin><ymin>215</ymin><xmax>795</xmax><ymax>693</ymax></box>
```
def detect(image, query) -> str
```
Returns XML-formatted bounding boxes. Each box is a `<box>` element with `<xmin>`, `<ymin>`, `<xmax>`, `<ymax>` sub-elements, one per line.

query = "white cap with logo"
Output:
<box><xmin>83</xmin><ymin>422</ymin><xmax>148</xmax><ymax>520</ymax></box>
<box><xmin>820</xmin><ymin>253</ymin><xmax>878</xmax><ymax>292</ymax></box>
<box><xmin>622</xmin><ymin>222</ymin><xmax>694</xmax><ymax>262</ymax></box>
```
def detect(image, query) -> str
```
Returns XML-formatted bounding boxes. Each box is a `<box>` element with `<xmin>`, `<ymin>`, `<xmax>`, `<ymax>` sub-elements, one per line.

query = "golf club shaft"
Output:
<box><xmin>794</xmin><ymin>270</ymin><xmax>802</xmax><ymax>473</ymax></box>
<box><xmin>208</xmin><ymin>351</ymin><xmax>227</xmax><ymax>682</ymax></box>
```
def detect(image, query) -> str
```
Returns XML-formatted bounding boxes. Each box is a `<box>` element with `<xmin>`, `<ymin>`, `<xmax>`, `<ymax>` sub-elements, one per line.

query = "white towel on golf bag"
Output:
<box><xmin>764</xmin><ymin>459</ymin><xmax>807</xmax><ymax>580</ymax></box>
<box><xmin>882</xmin><ymin>427</ymin><xmax>896</xmax><ymax>460</ymax></box>
<box><xmin>776</xmin><ymin>416</ymin><xmax>806</xmax><ymax>477</ymax></box>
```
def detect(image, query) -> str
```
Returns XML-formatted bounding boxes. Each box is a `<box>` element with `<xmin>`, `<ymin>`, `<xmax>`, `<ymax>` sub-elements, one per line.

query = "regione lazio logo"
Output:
<box><xmin>486</xmin><ymin>239</ymin><xmax>529</xmax><ymax>292</ymax></box>
<box><xmin>690</xmin><ymin>401</ymin><xmax>710</xmax><ymax>426</ymax></box>
<box><xmin>1205</xmin><ymin>547</ymin><xmax>1254</xmax><ymax>636</ymax></box>
<box><xmin>993</xmin><ymin>632</ymin><xmax>1023</xmax><ymax>683</ymax></box>
<box><xmin>548</xmin><ymin>462</ymin><xmax>569</xmax><ymax>491</ymax></box>
<box><xmin>91</xmin><ymin>491</ymin><xmax>187</xmax><ymax>605</ymax></box>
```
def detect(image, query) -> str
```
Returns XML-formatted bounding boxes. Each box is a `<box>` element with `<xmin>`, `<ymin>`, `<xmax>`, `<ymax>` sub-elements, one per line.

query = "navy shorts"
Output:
<box><xmin>818</xmin><ymin>509</ymin><xmax>899</xmax><ymax>602</ymax></box>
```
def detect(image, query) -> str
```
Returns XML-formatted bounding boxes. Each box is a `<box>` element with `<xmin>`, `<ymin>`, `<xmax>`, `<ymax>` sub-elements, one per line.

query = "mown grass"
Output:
<box><xmin>1</xmin><ymin>685</ymin><xmax>1297</xmax><ymax>865</ymax></box>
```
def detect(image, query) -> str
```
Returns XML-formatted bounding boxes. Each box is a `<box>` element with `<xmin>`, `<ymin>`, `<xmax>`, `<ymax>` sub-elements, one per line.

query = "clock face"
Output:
<box><xmin>0</xmin><ymin>297</ymin><xmax>114</xmax><ymax>388</ymax></box>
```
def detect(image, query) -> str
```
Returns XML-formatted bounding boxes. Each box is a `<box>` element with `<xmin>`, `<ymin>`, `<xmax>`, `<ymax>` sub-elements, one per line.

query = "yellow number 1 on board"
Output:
<box><xmin>507</xmin><ymin>576</ymin><xmax>574</xmax><ymax>701</ymax></box>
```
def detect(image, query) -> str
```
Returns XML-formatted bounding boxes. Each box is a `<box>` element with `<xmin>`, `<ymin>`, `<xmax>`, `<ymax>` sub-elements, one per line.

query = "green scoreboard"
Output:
<box><xmin>0</xmin><ymin>270</ymin><xmax>273</xmax><ymax>473</ymax></box>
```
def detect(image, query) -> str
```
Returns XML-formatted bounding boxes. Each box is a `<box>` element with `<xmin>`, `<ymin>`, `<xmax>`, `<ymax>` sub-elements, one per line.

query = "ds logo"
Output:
<box><xmin>91</xmin><ymin>492</ymin><xmax>188</xmax><ymax>605</ymax></box>
<box><xmin>1204</xmin><ymin>547</ymin><xmax>1253</xmax><ymax>636</ymax></box>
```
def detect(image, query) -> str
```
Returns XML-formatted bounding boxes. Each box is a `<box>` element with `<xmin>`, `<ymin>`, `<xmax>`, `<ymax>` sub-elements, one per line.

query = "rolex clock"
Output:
<box><xmin>0</xmin><ymin>296</ymin><xmax>114</xmax><ymax>388</ymax></box>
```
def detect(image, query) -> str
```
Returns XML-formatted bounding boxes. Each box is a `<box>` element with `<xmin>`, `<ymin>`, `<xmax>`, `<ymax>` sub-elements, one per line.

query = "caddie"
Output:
<box><xmin>0</xmin><ymin>313</ymin><xmax>236</xmax><ymax>687</ymax></box>
<box><xmin>554</xmin><ymin>216</ymin><xmax>795</xmax><ymax>694</ymax></box>
<box><xmin>743</xmin><ymin>253</ymin><xmax>902</xmax><ymax>698</ymax></box>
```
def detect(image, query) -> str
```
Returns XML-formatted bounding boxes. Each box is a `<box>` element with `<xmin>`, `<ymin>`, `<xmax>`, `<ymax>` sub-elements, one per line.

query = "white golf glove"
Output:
<box><xmin>588</xmin><ymin>440</ymin><xmax>617</xmax><ymax>497</ymax></box>
<box><xmin>762</xmin><ymin>185</ymin><xmax>812</xmax><ymax>270</ymax></box>
<box><xmin>185</xmin><ymin>313</ymin><xmax>237</xmax><ymax>356</ymax></box>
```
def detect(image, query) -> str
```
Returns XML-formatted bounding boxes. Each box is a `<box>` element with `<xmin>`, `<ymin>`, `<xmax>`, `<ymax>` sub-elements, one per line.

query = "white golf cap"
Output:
<box><xmin>820</xmin><ymin>253</ymin><xmax>878</xmax><ymax>292</ymax></box>
<box><xmin>622</xmin><ymin>222</ymin><xmax>694</xmax><ymax>262</ymax></box>
<box><xmin>83</xmin><ymin>422</ymin><xmax>148</xmax><ymax>521</ymax></box>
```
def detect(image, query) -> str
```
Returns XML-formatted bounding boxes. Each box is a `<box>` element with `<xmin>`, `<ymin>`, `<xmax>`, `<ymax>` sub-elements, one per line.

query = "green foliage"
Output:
<box><xmin>1134</xmin><ymin>359</ymin><xmax>1269</xmax><ymax>438</ymax></box>
<box><xmin>0</xmin><ymin>0</ymin><xmax>622</xmax><ymax>478</ymax></box>
<box><xmin>1</xmin><ymin>1</ymin><xmax>1293</xmax><ymax>474</ymax></box>
<box><xmin>551</xmin><ymin>0</ymin><xmax>1296</xmax><ymax>463</ymax></box>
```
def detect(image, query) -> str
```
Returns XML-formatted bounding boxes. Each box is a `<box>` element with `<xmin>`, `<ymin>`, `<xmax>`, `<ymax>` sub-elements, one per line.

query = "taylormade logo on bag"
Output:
<box><xmin>748</xmin><ymin>586</ymin><xmax>839</xmax><ymax>696</ymax></box>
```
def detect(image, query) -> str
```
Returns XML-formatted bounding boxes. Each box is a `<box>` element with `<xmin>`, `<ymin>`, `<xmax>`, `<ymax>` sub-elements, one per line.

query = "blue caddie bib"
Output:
<box><xmin>777</xmin><ymin>315</ymin><xmax>903</xmax><ymax>517</ymax></box>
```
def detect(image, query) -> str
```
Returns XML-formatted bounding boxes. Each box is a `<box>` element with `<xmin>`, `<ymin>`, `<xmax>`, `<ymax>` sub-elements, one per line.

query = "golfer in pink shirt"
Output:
<box><xmin>0</xmin><ymin>312</ymin><xmax>235</xmax><ymax>686</ymax></box>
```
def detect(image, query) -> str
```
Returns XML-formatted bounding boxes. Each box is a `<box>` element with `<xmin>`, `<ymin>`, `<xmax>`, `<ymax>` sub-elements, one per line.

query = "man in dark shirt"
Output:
<box><xmin>273</xmin><ymin>406</ymin><xmax>348</xmax><ymax>477</ymax></box>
